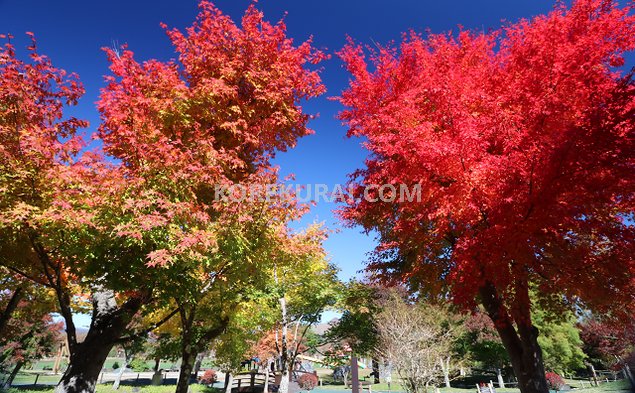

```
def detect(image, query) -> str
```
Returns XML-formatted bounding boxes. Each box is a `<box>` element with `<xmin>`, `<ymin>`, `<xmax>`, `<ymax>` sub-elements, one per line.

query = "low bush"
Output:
<box><xmin>298</xmin><ymin>373</ymin><xmax>318</xmax><ymax>391</ymax></box>
<box><xmin>199</xmin><ymin>369</ymin><xmax>217</xmax><ymax>385</ymax></box>
<box><xmin>546</xmin><ymin>372</ymin><xmax>565</xmax><ymax>391</ymax></box>
<box><xmin>129</xmin><ymin>358</ymin><xmax>150</xmax><ymax>372</ymax></box>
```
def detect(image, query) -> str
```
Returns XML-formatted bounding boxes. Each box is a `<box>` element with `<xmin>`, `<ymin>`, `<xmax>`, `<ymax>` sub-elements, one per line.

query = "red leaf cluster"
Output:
<box><xmin>545</xmin><ymin>372</ymin><xmax>565</xmax><ymax>391</ymax></box>
<box><xmin>338</xmin><ymin>0</ymin><xmax>635</xmax><ymax>315</ymax></box>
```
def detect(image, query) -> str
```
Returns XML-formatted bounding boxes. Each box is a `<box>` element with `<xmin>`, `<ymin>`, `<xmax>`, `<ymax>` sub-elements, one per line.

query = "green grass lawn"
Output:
<box><xmin>311</xmin><ymin>379</ymin><xmax>632</xmax><ymax>393</ymax></box>
<box><xmin>5</xmin><ymin>374</ymin><xmax>630</xmax><ymax>393</ymax></box>
<box><xmin>568</xmin><ymin>380</ymin><xmax>631</xmax><ymax>393</ymax></box>
<box><xmin>6</xmin><ymin>386</ymin><xmax>220</xmax><ymax>393</ymax></box>
<box><xmin>28</xmin><ymin>358</ymin><xmax>182</xmax><ymax>373</ymax></box>
<box><xmin>10</xmin><ymin>372</ymin><xmax>61</xmax><ymax>386</ymax></box>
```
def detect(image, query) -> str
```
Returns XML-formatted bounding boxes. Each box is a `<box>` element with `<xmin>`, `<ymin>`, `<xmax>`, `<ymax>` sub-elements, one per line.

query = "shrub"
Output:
<box><xmin>112</xmin><ymin>362</ymin><xmax>120</xmax><ymax>370</ymax></box>
<box><xmin>298</xmin><ymin>373</ymin><xmax>318</xmax><ymax>391</ymax></box>
<box><xmin>129</xmin><ymin>358</ymin><xmax>150</xmax><ymax>372</ymax></box>
<box><xmin>199</xmin><ymin>369</ymin><xmax>217</xmax><ymax>385</ymax></box>
<box><xmin>545</xmin><ymin>372</ymin><xmax>565</xmax><ymax>391</ymax></box>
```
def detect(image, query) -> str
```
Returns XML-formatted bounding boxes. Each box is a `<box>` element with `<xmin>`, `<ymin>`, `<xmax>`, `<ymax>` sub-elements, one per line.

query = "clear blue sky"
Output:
<box><xmin>1</xmin><ymin>0</ymin><xmax>558</xmax><ymax>325</ymax></box>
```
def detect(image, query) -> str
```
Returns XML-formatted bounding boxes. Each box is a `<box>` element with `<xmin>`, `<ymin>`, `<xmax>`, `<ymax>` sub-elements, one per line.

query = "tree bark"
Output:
<box><xmin>264</xmin><ymin>363</ymin><xmax>270</xmax><ymax>393</ymax></box>
<box><xmin>440</xmin><ymin>356</ymin><xmax>451</xmax><ymax>388</ymax></box>
<box><xmin>175</xmin><ymin>303</ymin><xmax>229</xmax><ymax>393</ymax></box>
<box><xmin>479</xmin><ymin>282</ymin><xmax>548</xmax><ymax>393</ymax></box>
<box><xmin>497</xmin><ymin>368</ymin><xmax>506</xmax><ymax>388</ymax></box>
<box><xmin>351</xmin><ymin>356</ymin><xmax>360</xmax><ymax>393</ymax></box>
<box><xmin>193</xmin><ymin>353</ymin><xmax>203</xmax><ymax>380</ymax></box>
<box><xmin>277</xmin><ymin>296</ymin><xmax>290</xmax><ymax>393</ymax></box>
<box><xmin>112</xmin><ymin>347</ymin><xmax>133</xmax><ymax>390</ymax></box>
<box><xmin>0</xmin><ymin>286</ymin><xmax>23</xmax><ymax>337</ymax></box>
<box><xmin>54</xmin><ymin>288</ymin><xmax>145</xmax><ymax>393</ymax></box>
<box><xmin>224</xmin><ymin>373</ymin><xmax>233</xmax><ymax>393</ymax></box>
<box><xmin>588</xmin><ymin>364</ymin><xmax>599</xmax><ymax>386</ymax></box>
<box><xmin>372</xmin><ymin>358</ymin><xmax>380</xmax><ymax>384</ymax></box>
<box><xmin>176</xmin><ymin>305</ymin><xmax>196</xmax><ymax>393</ymax></box>
<box><xmin>176</xmin><ymin>348</ymin><xmax>195</xmax><ymax>393</ymax></box>
<box><xmin>623</xmin><ymin>364</ymin><xmax>635</xmax><ymax>391</ymax></box>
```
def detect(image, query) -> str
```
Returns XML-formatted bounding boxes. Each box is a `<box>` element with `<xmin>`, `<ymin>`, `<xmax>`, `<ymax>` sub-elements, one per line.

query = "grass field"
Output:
<box><xmin>5</xmin><ymin>372</ymin><xmax>631</xmax><ymax>393</ymax></box>
<box><xmin>6</xmin><ymin>386</ymin><xmax>220</xmax><ymax>393</ymax></box>
<box><xmin>4</xmin><ymin>380</ymin><xmax>633</xmax><ymax>393</ymax></box>
<box><xmin>28</xmin><ymin>359</ymin><xmax>182</xmax><ymax>373</ymax></box>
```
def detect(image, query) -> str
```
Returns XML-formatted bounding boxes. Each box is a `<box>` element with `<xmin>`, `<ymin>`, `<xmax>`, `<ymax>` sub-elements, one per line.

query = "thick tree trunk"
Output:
<box><xmin>479</xmin><ymin>282</ymin><xmax>548</xmax><ymax>393</ymax></box>
<box><xmin>54</xmin><ymin>288</ymin><xmax>145</xmax><ymax>393</ymax></box>
<box><xmin>0</xmin><ymin>286</ymin><xmax>23</xmax><ymax>337</ymax></box>
<box><xmin>55</xmin><ymin>335</ymin><xmax>113</xmax><ymax>393</ymax></box>
<box><xmin>176</xmin><ymin>348</ymin><xmax>195</xmax><ymax>393</ymax></box>
<box><xmin>351</xmin><ymin>356</ymin><xmax>360</xmax><ymax>393</ymax></box>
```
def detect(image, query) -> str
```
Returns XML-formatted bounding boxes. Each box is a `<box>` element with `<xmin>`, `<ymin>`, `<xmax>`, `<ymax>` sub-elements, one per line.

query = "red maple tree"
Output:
<box><xmin>337</xmin><ymin>1</ymin><xmax>635</xmax><ymax>393</ymax></box>
<box><xmin>579</xmin><ymin>317</ymin><xmax>635</xmax><ymax>372</ymax></box>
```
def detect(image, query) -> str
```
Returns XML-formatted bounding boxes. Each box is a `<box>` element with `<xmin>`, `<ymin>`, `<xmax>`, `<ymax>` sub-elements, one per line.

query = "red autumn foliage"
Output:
<box><xmin>251</xmin><ymin>328</ymin><xmax>309</xmax><ymax>363</ymax></box>
<box><xmin>2</xmin><ymin>2</ymin><xmax>327</xmax><ymax>392</ymax></box>
<box><xmin>578</xmin><ymin>317</ymin><xmax>635</xmax><ymax>370</ymax></box>
<box><xmin>0</xmin><ymin>292</ymin><xmax>63</xmax><ymax>369</ymax></box>
<box><xmin>199</xmin><ymin>369</ymin><xmax>217</xmax><ymax>385</ymax></box>
<box><xmin>545</xmin><ymin>372</ymin><xmax>564</xmax><ymax>391</ymax></box>
<box><xmin>338</xmin><ymin>0</ymin><xmax>635</xmax><ymax>314</ymax></box>
<box><xmin>98</xmin><ymin>1</ymin><xmax>326</xmax><ymax>187</ymax></box>
<box><xmin>337</xmin><ymin>0</ymin><xmax>635</xmax><ymax>392</ymax></box>
<box><xmin>297</xmin><ymin>373</ymin><xmax>318</xmax><ymax>391</ymax></box>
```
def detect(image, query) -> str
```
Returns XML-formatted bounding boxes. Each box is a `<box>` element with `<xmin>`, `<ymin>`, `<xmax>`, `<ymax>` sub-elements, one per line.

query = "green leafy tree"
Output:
<box><xmin>534</xmin><ymin>308</ymin><xmax>586</xmax><ymax>375</ymax></box>
<box><xmin>326</xmin><ymin>281</ymin><xmax>381</xmax><ymax>358</ymax></box>
<box><xmin>268</xmin><ymin>232</ymin><xmax>340</xmax><ymax>393</ymax></box>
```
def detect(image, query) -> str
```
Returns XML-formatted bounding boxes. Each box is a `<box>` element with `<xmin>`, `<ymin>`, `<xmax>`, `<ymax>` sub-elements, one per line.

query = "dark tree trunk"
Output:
<box><xmin>224</xmin><ymin>371</ymin><xmax>231</xmax><ymax>390</ymax></box>
<box><xmin>623</xmin><ymin>364</ymin><xmax>635</xmax><ymax>391</ymax></box>
<box><xmin>0</xmin><ymin>286</ymin><xmax>23</xmax><ymax>337</ymax></box>
<box><xmin>480</xmin><ymin>282</ymin><xmax>549</xmax><ymax>393</ymax></box>
<box><xmin>176</xmin><ymin>348</ymin><xmax>195</xmax><ymax>393</ymax></box>
<box><xmin>54</xmin><ymin>288</ymin><xmax>145</xmax><ymax>393</ymax></box>
<box><xmin>372</xmin><ymin>358</ymin><xmax>380</xmax><ymax>384</ymax></box>
<box><xmin>175</xmin><ymin>303</ymin><xmax>229</xmax><ymax>393</ymax></box>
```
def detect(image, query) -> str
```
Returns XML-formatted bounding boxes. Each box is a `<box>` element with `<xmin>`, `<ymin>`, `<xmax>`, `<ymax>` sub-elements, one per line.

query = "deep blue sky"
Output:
<box><xmin>1</xmin><ymin>0</ymin><xmax>558</xmax><ymax>318</ymax></box>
